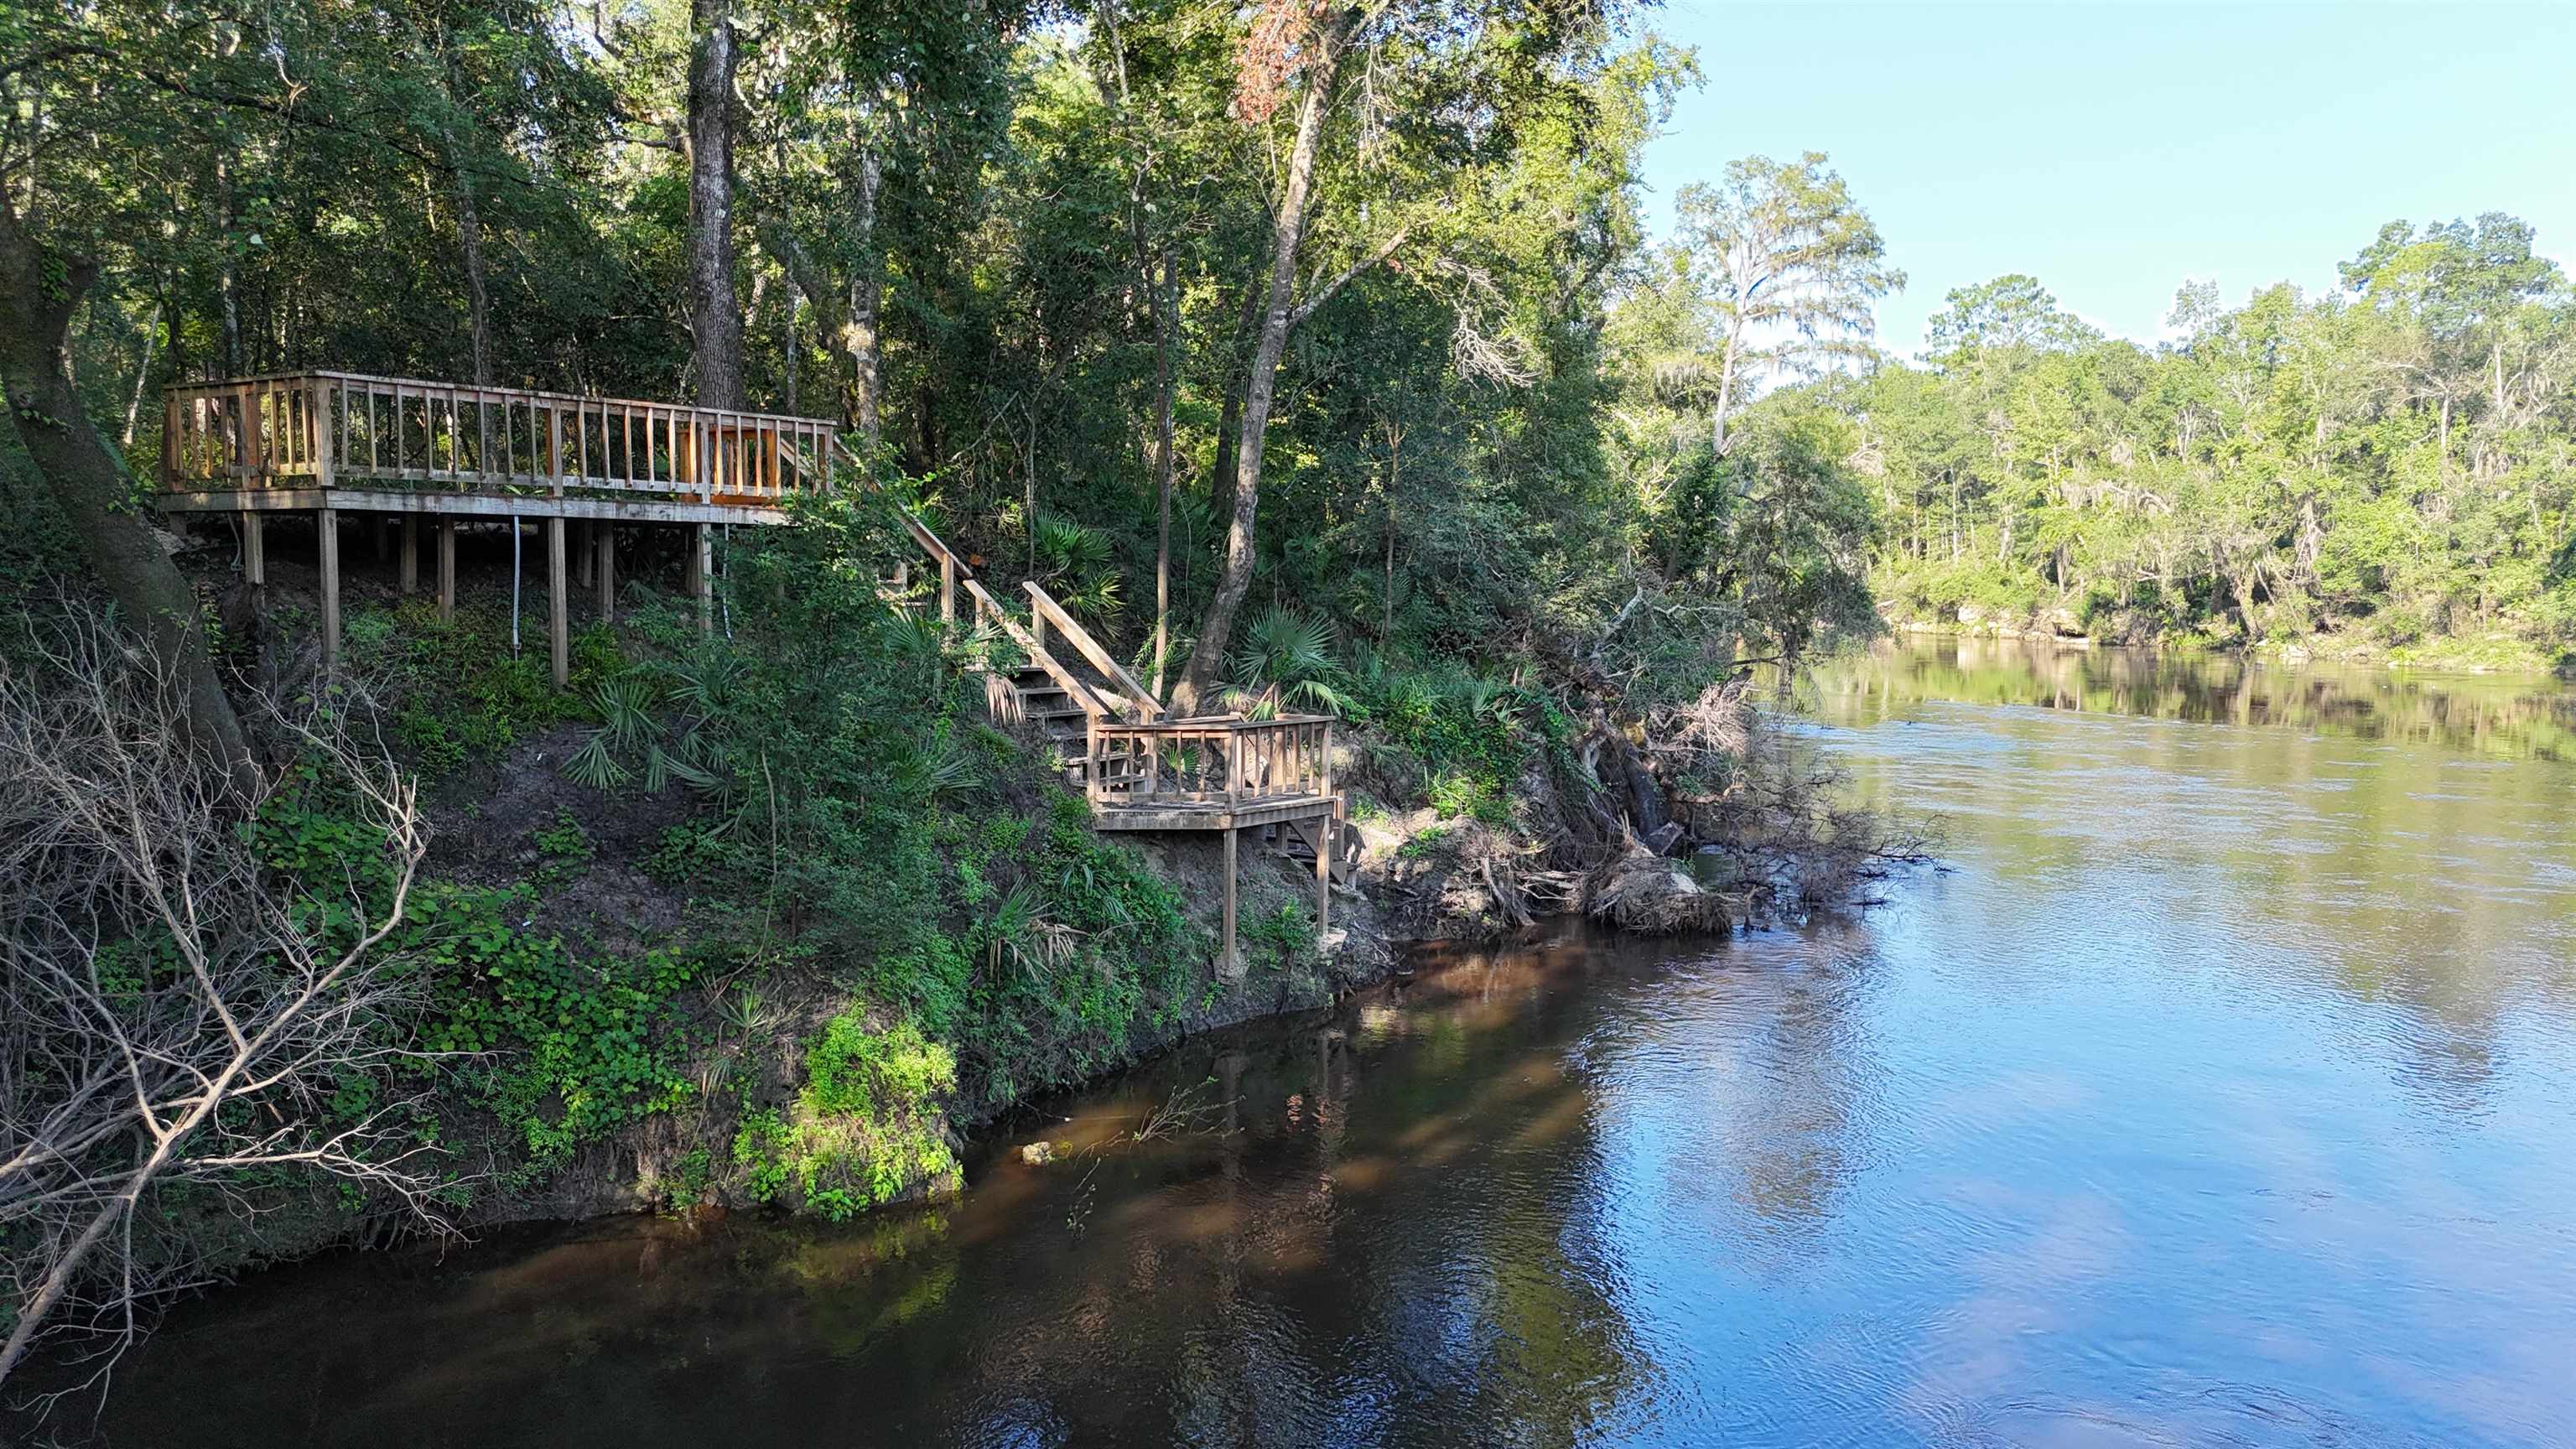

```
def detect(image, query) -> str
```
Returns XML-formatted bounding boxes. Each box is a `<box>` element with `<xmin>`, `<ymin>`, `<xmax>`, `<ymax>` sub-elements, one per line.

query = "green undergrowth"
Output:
<box><xmin>245</xmin><ymin>497</ymin><xmax>1343</xmax><ymax>1223</ymax></box>
<box><xmin>1347</xmin><ymin>661</ymin><xmax>1572</xmax><ymax>825</ymax></box>
<box><xmin>730</xmin><ymin>1015</ymin><xmax>962</xmax><ymax>1220</ymax></box>
<box><xmin>408</xmin><ymin>888</ymin><xmax>704</xmax><ymax>1178</ymax></box>
<box><xmin>342</xmin><ymin>599</ymin><xmax>626</xmax><ymax>778</ymax></box>
<box><xmin>255</xmin><ymin>777</ymin><xmax>707</xmax><ymax>1193</ymax></box>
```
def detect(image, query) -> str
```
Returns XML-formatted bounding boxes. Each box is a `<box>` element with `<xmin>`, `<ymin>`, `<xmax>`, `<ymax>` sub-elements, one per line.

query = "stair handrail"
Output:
<box><xmin>828</xmin><ymin>438</ymin><xmax>969</xmax><ymax>625</ymax></box>
<box><xmin>1021</xmin><ymin>580</ymin><xmax>1164</xmax><ymax>722</ymax></box>
<box><xmin>958</xmin><ymin>577</ymin><xmax>1112</xmax><ymax>721</ymax></box>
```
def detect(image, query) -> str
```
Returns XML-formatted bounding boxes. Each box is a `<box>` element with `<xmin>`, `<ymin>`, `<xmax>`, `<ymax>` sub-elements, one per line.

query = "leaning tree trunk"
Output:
<box><xmin>1173</xmin><ymin>18</ymin><xmax>1348</xmax><ymax>713</ymax></box>
<box><xmin>1711</xmin><ymin>319</ymin><xmax>1742</xmax><ymax>458</ymax></box>
<box><xmin>1201</xmin><ymin>276</ymin><xmax>1265</xmax><ymax>538</ymax></box>
<box><xmin>685</xmin><ymin>0</ymin><xmax>745</xmax><ymax>409</ymax></box>
<box><xmin>0</xmin><ymin>205</ymin><xmax>256</xmax><ymax>789</ymax></box>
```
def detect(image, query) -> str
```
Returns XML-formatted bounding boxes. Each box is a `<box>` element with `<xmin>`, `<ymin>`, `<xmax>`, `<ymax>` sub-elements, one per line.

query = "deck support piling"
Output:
<box><xmin>1222</xmin><ymin>827</ymin><xmax>1240</xmax><ymax>978</ymax></box>
<box><xmin>400</xmin><ymin>517</ymin><xmax>418</xmax><ymax>594</ymax></box>
<box><xmin>436</xmin><ymin>520</ymin><xmax>456</xmax><ymax>621</ymax></box>
<box><xmin>318</xmin><ymin>506</ymin><xmax>341</xmax><ymax>673</ymax></box>
<box><xmin>595</xmin><ymin>524</ymin><xmax>615</xmax><ymax>621</ymax></box>
<box><xmin>1314</xmin><ymin>813</ymin><xmax>1332</xmax><ymax>934</ymax></box>
<box><xmin>695</xmin><ymin>523</ymin><xmax>714</xmax><ymax>636</ymax></box>
<box><xmin>574</xmin><ymin>521</ymin><xmax>591</xmax><ymax>588</ymax></box>
<box><xmin>548</xmin><ymin>517</ymin><xmax>569</xmax><ymax>688</ymax></box>
<box><xmin>242</xmin><ymin>512</ymin><xmax>264</xmax><ymax>585</ymax></box>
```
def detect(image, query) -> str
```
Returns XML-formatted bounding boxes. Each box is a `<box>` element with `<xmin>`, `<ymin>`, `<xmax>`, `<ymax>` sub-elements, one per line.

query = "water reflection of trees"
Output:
<box><xmin>930</xmin><ymin>937</ymin><xmax>1675</xmax><ymax>1448</ymax></box>
<box><xmin>1812</xmin><ymin>637</ymin><xmax>2576</xmax><ymax>761</ymax></box>
<box><xmin>1811</xmin><ymin>636</ymin><xmax>2576</xmax><ymax>1125</ymax></box>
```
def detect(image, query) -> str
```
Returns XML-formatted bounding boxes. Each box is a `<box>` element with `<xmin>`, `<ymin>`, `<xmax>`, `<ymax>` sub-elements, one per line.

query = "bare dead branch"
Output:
<box><xmin>0</xmin><ymin>602</ymin><xmax>457</xmax><ymax>1406</ymax></box>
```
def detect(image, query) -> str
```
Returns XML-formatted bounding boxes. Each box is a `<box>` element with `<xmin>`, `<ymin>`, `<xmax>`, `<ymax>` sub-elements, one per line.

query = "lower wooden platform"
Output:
<box><xmin>1091</xmin><ymin>792</ymin><xmax>1337</xmax><ymax>833</ymax></box>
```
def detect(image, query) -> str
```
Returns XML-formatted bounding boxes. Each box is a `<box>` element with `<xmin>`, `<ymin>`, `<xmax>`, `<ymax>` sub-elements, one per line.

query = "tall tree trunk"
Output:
<box><xmin>1150</xmin><ymin>246</ymin><xmax>1177</xmax><ymax>700</ymax></box>
<box><xmin>1711</xmin><ymin>317</ymin><xmax>1743</xmax><ymax>457</ymax></box>
<box><xmin>120</xmin><ymin>299</ymin><xmax>161</xmax><ymax>447</ymax></box>
<box><xmin>216</xmin><ymin>156</ymin><xmax>242</xmax><ymax>377</ymax></box>
<box><xmin>454</xmin><ymin>164</ymin><xmax>492</xmax><ymax>385</ymax></box>
<box><xmin>1173</xmin><ymin>18</ymin><xmax>1348</xmax><ymax>713</ymax></box>
<box><xmin>1202</xmin><ymin>277</ymin><xmax>1266</xmax><ymax>540</ymax></box>
<box><xmin>0</xmin><ymin>207</ymin><xmax>255</xmax><ymax>789</ymax></box>
<box><xmin>785</xmin><ymin>293</ymin><xmax>801</xmax><ymax>412</ymax></box>
<box><xmin>685</xmin><ymin>0</ymin><xmax>745</xmax><ymax>409</ymax></box>
<box><xmin>1382</xmin><ymin>420</ymin><xmax>1400</xmax><ymax>638</ymax></box>
<box><xmin>844</xmin><ymin>139</ymin><xmax>883</xmax><ymax>449</ymax></box>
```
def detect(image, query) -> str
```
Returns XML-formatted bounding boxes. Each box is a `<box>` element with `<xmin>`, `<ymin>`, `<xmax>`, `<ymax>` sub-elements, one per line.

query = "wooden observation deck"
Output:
<box><xmin>156</xmin><ymin>369</ymin><xmax>1347</xmax><ymax>973</ymax></box>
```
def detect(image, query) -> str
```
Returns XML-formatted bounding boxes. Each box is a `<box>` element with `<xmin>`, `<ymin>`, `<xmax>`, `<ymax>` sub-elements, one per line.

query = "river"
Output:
<box><xmin>86</xmin><ymin>637</ymin><xmax>2576</xmax><ymax>1447</ymax></box>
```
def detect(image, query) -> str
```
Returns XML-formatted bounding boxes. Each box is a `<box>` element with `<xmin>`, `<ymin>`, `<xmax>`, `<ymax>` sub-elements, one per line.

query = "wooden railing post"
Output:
<box><xmin>941</xmin><ymin>555</ymin><xmax>956</xmax><ymax>625</ymax></box>
<box><xmin>161</xmin><ymin>391</ymin><xmax>180</xmax><ymax>488</ymax></box>
<box><xmin>309</xmin><ymin>377</ymin><xmax>335</xmax><ymax>491</ymax></box>
<box><xmin>236</xmin><ymin>382</ymin><xmax>262</xmax><ymax>483</ymax></box>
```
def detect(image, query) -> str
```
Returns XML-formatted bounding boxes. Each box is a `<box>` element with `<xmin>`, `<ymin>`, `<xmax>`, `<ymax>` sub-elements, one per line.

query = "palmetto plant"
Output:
<box><xmin>1448</xmin><ymin>672</ymin><xmax>1524</xmax><ymax>730</ymax></box>
<box><xmin>562</xmin><ymin>674</ymin><xmax>657</xmax><ymax>789</ymax></box>
<box><xmin>561</xmin><ymin>654</ymin><xmax>730</xmax><ymax>794</ymax></box>
<box><xmin>897</xmin><ymin>724</ymin><xmax>982</xmax><ymax>802</ymax></box>
<box><xmin>981</xmin><ymin>884</ymin><xmax>1084</xmax><ymax>979</ymax></box>
<box><xmin>1031</xmin><ymin>516</ymin><xmax>1124</xmax><ymax>625</ymax></box>
<box><xmin>1227</xmin><ymin>606</ymin><xmax>1352</xmax><ymax>715</ymax></box>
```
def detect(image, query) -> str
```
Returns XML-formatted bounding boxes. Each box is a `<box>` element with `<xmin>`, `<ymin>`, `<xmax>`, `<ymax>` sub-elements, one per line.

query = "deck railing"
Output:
<box><xmin>1086</xmin><ymin>715</ymin><xmax>1335</xmax><ymax>813</ymax></box>
<box><xmin>164</xmin><ymin>371</ymin><xmax>837</xmax><ymax>505</ymax></box>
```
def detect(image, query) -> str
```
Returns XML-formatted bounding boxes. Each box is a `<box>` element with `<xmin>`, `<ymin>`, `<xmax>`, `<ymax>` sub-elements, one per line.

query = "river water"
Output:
<box><xmin>88</xmin><ymin>638</ymin><xmax>2576</xmax><ymax>1447</ymax></box>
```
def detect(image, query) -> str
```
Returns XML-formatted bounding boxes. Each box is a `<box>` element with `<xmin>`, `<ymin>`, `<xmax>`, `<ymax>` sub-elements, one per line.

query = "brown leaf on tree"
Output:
<box><xmin>1232</xmin><ymin>0</ymin><xmax>1332</xmax><ymax>124</ymax></box>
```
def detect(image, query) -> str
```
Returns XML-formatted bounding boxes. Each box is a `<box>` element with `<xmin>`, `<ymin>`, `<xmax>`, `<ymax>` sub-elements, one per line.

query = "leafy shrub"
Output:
<box><xmin>366</xmin><ymin>604</ymin><xmax>623</xmax><ymax>777</ymax></box>
<box><xmin>731</xmin><ymin>1015</ymin><xmax>963</xmax><ymax>1221</ymax></box>
<box><xmin>802</xmin><ymin>1015</ymin><xmax>954</xmax><ymax>1119</ymax></box>
<box><xmin>408</xmin><ymin>886</ymin><xmax>702</xmax><ymax>1175</ymax></box>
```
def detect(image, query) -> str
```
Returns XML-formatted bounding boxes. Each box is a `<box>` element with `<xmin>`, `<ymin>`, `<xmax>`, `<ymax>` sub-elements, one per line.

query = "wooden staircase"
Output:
<box><xmin>827</xmin><ymin>440</ymin><xmax>1353</xmax><ymax>971</ymax></box>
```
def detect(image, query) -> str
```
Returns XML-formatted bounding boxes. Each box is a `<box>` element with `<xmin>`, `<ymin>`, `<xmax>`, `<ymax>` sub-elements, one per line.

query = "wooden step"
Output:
<box><xmin>1266</xmin><ymin>816</ymin><xmax>1359</xmax><ymax>886</ymax></box>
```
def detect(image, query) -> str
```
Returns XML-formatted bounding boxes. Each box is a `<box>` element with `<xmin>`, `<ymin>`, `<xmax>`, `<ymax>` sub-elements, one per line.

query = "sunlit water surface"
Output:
<box><xmin>86</xmin><ymin>639</ymin><xmax>2576</xmax><ymax>1447</ymax></box>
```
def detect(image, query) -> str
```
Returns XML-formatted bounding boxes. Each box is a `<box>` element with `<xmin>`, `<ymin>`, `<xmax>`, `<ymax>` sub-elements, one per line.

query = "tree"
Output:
<box><xmin>685</xmin><ymin>0</ymin><xmax>746</xmax><ymax>408</ymax></box>
<box><xmin>1924</xmin><ymin>273</ymin><xmax>2101</xmax><ymax>360</ymax></box>
<box><xmin>1673</xmin><ymin>152</ymin><xmax>1902</xmax><ymax>457</ymax></box>
<box><xmin>1</xmin><ymin>15</ymin><xmax>264</xmax><ymax>787</ymax></box>
<box><xmin>1171</xmin><ymin>0</ymin><xmax>1624</xmax><ymax>710</ymax></box>
<box><xmin>1171</xmin><ymin>0</ymin><xmax>1366</xmax><ymax>714</ymax></box>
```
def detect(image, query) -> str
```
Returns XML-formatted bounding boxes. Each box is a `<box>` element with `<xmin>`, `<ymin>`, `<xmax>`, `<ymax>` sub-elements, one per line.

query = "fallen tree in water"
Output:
<box><xmin>1355</xmin><ymin>671</ymin><xmax>1929</xmax><ymax>940</ymax></box>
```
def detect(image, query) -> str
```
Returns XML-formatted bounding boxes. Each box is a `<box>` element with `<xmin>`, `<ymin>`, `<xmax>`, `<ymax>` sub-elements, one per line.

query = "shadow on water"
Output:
<box><xmin>55</xmin><ymin>639</ymin><xmax>2576</xmax><ymax>1448</ymax></box>
<box><xmin>77</xmin><ymin>928</ymin><xmax>1744</xmax><ymax>1448</ymax></box>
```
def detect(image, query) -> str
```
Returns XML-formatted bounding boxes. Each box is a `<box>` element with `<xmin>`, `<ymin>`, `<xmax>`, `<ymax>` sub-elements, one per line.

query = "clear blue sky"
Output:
<box><xmin>1633</xmin><ymin>2</ymin><xmax>2576</xmax><ymax>356</ymax></box>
